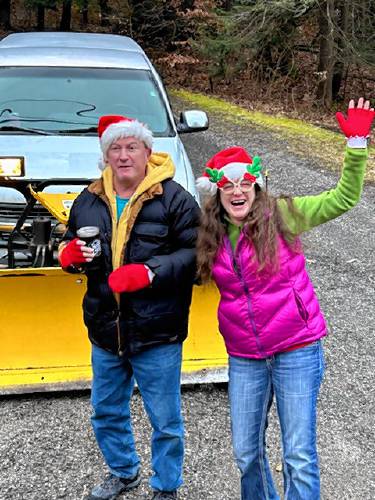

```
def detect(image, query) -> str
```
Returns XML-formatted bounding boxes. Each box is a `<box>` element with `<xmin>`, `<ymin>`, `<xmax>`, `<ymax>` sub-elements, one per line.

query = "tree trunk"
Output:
<box><xmin>99</xmin><ymin>0</ymin><xmax>111</xmax><ymax>27</ymax></box>
<box><xmin>36</xmin><ymin>5</ymin><xmax>45</xmax><ymax>30</ymax></box>
<box><xmin>60</xmin><ymin>0</ymin><xmax>72</xmax><ymax>31</ymax></box>
<box><xmin>221</xmin><ymin>0</ymin><xmax>233</xmax><ymax>10</ymax></box>
<box><xmin>181</xmin><ymin>0</ymin><xmax>195</xmax><ymax>9</ymax></box>
<box><xmin>0</xmin><ymin>0</ymin><xmax>11</xmax><ymax>29</ymax></box>
<box><xmin>332</xmin><ymin>0</ymin><xmax>350</xmax><ymax>100</ymax></box>
<box><xmin>80</xmin><ymin>0</ymin><xmax>89</xmax><ymax>27</ymax></box>
<box><xmin>316</xmin><ymin>0</ymin><xmax>335</xmax><ymax>108</ymax></box>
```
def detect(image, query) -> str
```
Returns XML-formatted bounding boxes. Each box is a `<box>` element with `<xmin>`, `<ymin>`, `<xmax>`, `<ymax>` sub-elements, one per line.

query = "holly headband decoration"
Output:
<box><xmin>195</xmin><ymin>147</ymin><xmax>267</xmax><ymax>196</ymax></box>
<box><xmin>205</xmin><ymin>156</ymin><xmax>263</xmax><ymax>188</ymax></box>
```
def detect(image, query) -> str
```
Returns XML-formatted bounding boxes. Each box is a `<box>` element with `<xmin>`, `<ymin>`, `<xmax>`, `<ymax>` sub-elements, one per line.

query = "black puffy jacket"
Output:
<box><xmin>63</xmin><ymin>164</ymin><xmax>200</xmax><ymax>356</ymax></box>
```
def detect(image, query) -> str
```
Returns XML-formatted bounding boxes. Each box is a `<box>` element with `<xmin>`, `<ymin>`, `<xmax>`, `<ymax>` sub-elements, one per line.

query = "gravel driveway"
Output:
<box><xmin>0</xmin><ymin>97</ymin><xmax>374</xmax><ymax>500</ymax></box>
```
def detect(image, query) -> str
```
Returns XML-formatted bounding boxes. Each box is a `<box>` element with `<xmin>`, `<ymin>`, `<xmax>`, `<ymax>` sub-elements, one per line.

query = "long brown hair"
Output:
<box><xmin>196</xmin><ymin>187</ymin><xmax>303</xmax><ymax>283</ymax></box>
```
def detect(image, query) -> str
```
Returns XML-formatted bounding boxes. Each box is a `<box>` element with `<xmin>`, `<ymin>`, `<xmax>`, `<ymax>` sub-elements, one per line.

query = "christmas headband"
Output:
<box><xmin>196</xmin><ymin>148</ymin><xmax>264</xmax><ymax>196</ymax></box>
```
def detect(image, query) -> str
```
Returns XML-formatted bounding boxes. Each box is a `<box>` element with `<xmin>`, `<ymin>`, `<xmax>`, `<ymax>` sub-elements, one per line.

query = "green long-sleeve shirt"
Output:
<box><xmin>228</xmin><ymin>147</ymin><xmax>368</xmax><ymax>248</ymax></box>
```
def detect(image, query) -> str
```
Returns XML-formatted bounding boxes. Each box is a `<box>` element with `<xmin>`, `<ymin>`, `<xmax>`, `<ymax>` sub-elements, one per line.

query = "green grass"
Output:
<box><xmin>171</xmin><ymin>89</ymin><xmax>375</xmax><ymax>183</ymax></box>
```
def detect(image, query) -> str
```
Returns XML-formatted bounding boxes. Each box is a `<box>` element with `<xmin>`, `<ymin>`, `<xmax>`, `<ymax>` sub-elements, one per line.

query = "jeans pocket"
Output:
<box><xmin>299</xmin><ymin>340</ymin><xmax>325</xmax><ymax>382</ymax></box>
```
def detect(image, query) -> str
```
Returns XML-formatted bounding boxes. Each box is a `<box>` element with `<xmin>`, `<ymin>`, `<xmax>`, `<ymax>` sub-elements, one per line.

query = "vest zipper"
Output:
<box><xmin>116</xmin><ymin>316</ymin><xmax>123</xmax><ymax>356</ymax></box>
<box><xmin>226</xmin><ymin>236</ymin><xmax>265</xmax><ymax>356</ymax></box>
<box><xmin>99</xmin><ymin>194</ymin><xmax>122</xmax><ymax>356</ymax></box>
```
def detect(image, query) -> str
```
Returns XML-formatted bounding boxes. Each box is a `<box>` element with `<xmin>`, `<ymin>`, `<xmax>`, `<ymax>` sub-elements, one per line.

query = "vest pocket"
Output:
<box><xmin>292</xmin><ymin>289</ymin><xmax>309</xmax><ymax>322</ymax></box>
<box><xmin>129</xmin><ymin>223</ymin><xmax>169</xmax><ymax>261</ymax></box>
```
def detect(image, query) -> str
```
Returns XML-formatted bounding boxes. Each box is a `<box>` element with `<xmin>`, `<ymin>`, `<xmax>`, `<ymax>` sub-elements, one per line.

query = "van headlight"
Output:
<box><xmin>0</xmin><ymin>157</ymin><xmax>24</xmax><ymax>177</ymax></box>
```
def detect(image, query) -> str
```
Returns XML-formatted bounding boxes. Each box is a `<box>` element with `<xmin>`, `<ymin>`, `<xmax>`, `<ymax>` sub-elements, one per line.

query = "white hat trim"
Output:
<box><xmin>222</xmin><ymin>162</ymin><xmax>263</xmax><ymax>187</ymax></box>
<box><xmin>196</xmin><ymin>161</ymin><xmax>263</xmax><ymax>195</ymax></box>
<box><xmin>221</xmin><ymin>162</ymin><xmax>249</xmax><ymax>180</ymax></box>
<box><xmin>100</xmin><ymin>120</ymin><xmax>153</xmax><ymax>158</ymax></box>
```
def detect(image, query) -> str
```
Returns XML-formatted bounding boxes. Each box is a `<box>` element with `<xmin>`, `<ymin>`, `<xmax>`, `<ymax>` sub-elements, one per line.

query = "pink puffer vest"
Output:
<box><xmin>211</xmin><ymin>233</ymin><xmax>327</xmax><ymax>359</ymax></box>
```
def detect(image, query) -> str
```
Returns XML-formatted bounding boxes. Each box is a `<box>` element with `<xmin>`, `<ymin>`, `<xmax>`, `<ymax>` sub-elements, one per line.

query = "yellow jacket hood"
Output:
<box><xmin>99</xmin><ymin>152</ymin><xmax>175</xmax><ymax>270</ymax></box>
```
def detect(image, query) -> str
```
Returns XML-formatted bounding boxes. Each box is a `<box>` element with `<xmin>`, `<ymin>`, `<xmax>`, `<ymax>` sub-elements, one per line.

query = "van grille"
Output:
<box><xmin>0</xmin><ymin>202</ymin><xmax>57</xmax><ymax>225</ymax></box>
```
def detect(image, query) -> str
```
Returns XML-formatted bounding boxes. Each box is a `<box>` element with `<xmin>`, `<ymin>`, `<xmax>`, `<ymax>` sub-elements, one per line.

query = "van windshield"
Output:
<box><xmin>0</xmin><ymin>67</ymin><xmax>174</xmax><ymax>136</ymax></box>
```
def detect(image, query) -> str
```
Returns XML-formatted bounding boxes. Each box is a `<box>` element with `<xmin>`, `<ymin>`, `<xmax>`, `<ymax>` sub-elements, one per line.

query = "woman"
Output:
<box><xmin>196</xmin><ymin>98</ymin><xmax>374</xmax><ymax>500</ymax></box>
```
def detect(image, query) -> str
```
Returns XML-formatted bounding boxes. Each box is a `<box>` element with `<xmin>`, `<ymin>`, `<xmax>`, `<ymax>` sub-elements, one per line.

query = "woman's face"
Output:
<box><xmin>219</xmin><ymin>178</ymin><xmax>256</xmax><ymax>225</ymax></box>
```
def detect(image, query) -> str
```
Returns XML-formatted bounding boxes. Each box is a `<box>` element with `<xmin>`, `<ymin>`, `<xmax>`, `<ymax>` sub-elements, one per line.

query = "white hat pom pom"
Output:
<box><xmin>196</xmin><ymin>176</ymin><xmax>218</xmax><ymax>196</ymax></box>
<box><xmin>98</xmin><ymin>157</ymin><xmax>107</xmax><ymax>171</ymax></box>
<box><xmin>255</xmin><ymin>174</ymin><xmax>264</xmax><ymax>188</ymax></box>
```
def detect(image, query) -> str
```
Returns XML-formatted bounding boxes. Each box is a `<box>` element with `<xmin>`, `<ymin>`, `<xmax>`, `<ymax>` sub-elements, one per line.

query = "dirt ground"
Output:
<box><xmin>1</xmin><ymin>96</ymin><xmax>374</xmax><ymax>500</ymax></box>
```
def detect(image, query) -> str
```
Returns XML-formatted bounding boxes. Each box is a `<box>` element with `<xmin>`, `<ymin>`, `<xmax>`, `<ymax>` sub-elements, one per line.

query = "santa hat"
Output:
<box><xmin>196</xmin><ymin>146</ymin><xmax>264</xmax><ymax>196</ymax></box>
<box><xmin>98</xmin><ymin>115</ymin><xmax>153</xmax><ymax>169</ymax></box>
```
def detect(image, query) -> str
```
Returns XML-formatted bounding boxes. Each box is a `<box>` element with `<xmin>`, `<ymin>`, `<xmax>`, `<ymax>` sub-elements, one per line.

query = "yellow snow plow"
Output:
<box><xmin>0</xmin><ymin>182</ymin><xmax>227</xmax><ymax>394</ymax></box>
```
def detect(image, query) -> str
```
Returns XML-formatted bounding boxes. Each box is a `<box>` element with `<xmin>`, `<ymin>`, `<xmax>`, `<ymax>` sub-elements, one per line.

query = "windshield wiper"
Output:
<box><xmin>0</xmin><ymin>125</ymin><xmax>53</xmax><ymax>135</ymax></box>
<box><xmin>55</xmin><ymin>126</ymin><xmax>98</xmax><ymax>134</ymax></box>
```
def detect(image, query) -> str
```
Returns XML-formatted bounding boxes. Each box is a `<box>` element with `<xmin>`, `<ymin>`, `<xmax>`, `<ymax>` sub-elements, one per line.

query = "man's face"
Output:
<box><xmin>106</xmin><ymin>136</ymin><xmax>151</xmax><ymax>188</ymax></box>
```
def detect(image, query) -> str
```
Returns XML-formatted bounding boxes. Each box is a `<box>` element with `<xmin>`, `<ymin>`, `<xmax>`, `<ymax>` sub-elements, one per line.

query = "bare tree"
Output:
<box><xmin>219</xmin><ymin>0</ymin><xmax>233</xmax><ymax>10</ymax></box>
<box><xmin>316</xmin><ymin>0</ymin><xmax>335</xmax><ymax>107</ymax></box>
<box><xmin>0</xmin><ymin>0</ymin><xmax>11</xmax><ymax>29</ymax></box>
<box><xmin>332</xmin><ymin>0</ymin><xmax>350</xmax><ymax>100</ymax></box>
<box><xmin>36</xmin><ymin>4</ymin><xmax>45</xmax><ymax>29</ymax></box>
<box><xmin>60</xmin><ymin>0</ymin><xmax>72</xmax><ymax>30</ymax></box>
<box><xmin>181</xmin><ymin>0</ymin><xmax>195</xmax><ymax>9</ymax></box>
<box><xmin>99</xmin><ymin>0</ymin><xmax>111</xmax><ymax>27</ymax></box>
<box><xmin>80</xmin><ymin>0</ymin><xmax>89</xmax><ymax>27</ymax></box>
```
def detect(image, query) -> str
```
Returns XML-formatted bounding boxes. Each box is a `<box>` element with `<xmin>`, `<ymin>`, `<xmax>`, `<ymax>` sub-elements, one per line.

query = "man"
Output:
<box><xmin>59</xmin><ymin>115</ymin><xmax>200</xmax><ymax>500</ymax></box>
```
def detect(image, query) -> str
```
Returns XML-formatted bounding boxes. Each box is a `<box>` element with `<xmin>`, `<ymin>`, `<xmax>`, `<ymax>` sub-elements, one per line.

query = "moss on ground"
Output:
<box><xmin>171</xmin><ymin>89</ymin><xmax>375</xmax><ymax>183</ymax></box>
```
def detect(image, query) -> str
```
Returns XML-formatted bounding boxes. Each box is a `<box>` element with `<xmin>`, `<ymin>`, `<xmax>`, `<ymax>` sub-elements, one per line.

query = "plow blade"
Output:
<box><xmin>0</xmin><ymin>268</ymin><xmax>227</xmax><ymax>394</ymax></box>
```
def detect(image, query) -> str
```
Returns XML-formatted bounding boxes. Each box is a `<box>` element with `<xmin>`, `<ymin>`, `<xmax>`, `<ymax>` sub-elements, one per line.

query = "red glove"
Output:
<box><xmin>59</xmin><ymin>238</ymin><xmax>87</xmax><ymax>268</ymax></box>
<box><xmin>336</xmin><ymin>106</ymin><xmax>375</xmax><ymax>138</ymax></box>
<box><xmin>108</xmin><ymin>264</ymin><xmax>152</xmax><ymax>293</ymax></box>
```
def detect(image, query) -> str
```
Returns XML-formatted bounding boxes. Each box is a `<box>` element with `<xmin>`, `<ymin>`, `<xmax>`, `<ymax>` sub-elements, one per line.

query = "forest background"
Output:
<box><xmin>1</xmin><ymin>0</ymin><xmax>375</xmax><ymax>131</ymax></box>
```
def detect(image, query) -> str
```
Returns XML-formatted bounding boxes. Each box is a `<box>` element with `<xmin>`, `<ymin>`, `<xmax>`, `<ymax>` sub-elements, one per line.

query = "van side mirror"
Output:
<box><xmin>176</xmin><ymin>110</ymin><xmax>209</xmax><ymax>133</ymax></box>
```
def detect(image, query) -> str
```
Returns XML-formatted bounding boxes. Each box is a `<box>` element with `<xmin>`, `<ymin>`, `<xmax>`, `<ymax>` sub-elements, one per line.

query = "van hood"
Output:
<box><xmin>0</xmin><ymin>134</ymin><xmax>195</xmax><ymax>203</ymax></box>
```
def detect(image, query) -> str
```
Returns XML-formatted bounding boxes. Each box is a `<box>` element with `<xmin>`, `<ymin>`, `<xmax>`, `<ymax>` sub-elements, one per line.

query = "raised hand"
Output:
<box><xmin>336</xmin><ymin>97</ymin><xmax>374</xmax><ymax>141</ymax></box>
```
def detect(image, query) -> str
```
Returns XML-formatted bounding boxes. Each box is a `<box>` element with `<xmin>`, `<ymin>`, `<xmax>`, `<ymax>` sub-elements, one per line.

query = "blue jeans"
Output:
<box><xmin>229</xmin><ymin>341</ymin><xmax>325</xmax><ymax>500</ymax></box>
<box><xmin>91</xmin><ymin>343</ymin><xmax>184</xmax><ymax>492</ymax></box>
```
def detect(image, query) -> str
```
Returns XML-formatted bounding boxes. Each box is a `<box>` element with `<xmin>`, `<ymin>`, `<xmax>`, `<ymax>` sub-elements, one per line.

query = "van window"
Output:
<box><xmin>0</xmin><ymin>67</ymin><xmax>173</xmax><ymax>136</ymax></box>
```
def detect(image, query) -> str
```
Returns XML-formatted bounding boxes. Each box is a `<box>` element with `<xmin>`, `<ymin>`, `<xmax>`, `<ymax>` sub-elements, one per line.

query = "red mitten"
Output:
<box><xmin>336</xmin><ymin>107</ymin><xmax>375</xmax><ymax>138</ymax></box>
<box><xmin>108</xmin><ymin>264</ymin><xmax>151</xmax><ymax>293</ymax></box>
<box><xmin>59</xmin><ymin>238</ymin><xmax>87</xmax><ymax>268</ymax></box>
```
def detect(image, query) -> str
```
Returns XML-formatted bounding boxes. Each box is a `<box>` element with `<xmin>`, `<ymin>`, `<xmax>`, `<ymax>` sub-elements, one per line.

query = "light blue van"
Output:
<box><xmin>0</xmin><ymin>32</ymin><xmax>208</xmax><ymax>267</ymax></box>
